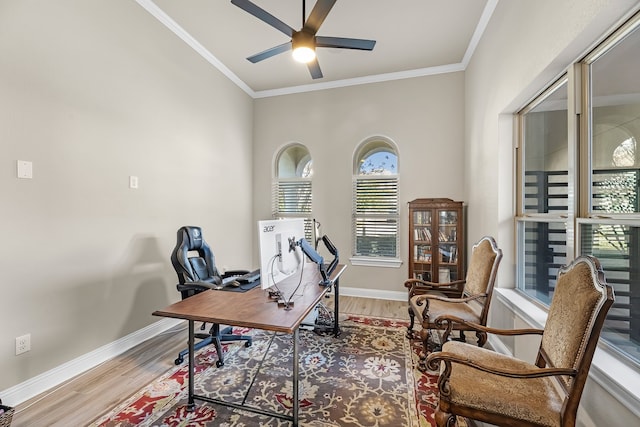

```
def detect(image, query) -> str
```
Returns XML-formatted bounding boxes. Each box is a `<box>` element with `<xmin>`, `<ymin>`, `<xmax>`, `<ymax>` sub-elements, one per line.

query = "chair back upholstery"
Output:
<box><xmin>462</xmin><ymin>236</ymin><xmax>502</xmax><ymax>322</ymax></box>
<box><xmin>539</xmin><ymin>256</ymin><xmax>614</xmax><ymax>410</ymax></box>
<box><xmin>171</xmin><ymin>226</ymin><xmax>222</xmax><ymax>294</ymax></box>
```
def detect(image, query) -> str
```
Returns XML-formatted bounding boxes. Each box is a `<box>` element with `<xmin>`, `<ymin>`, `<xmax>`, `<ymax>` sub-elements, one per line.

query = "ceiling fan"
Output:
<box><xmin>230</xmin><ymin>0</ymin><xmax>376</xmax><ymax>79</ymax></box>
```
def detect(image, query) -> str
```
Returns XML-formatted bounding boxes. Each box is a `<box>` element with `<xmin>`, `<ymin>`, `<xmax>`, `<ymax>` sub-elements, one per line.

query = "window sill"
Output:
<box><xmin>349</xmin><ymin>256</ymin><xmax>403</xmax><ymax>268</ymax></box>
<box><xmin>494</xmin><ymin>288</ymin><xmax>640</xmax><ymax>418</ymax></box>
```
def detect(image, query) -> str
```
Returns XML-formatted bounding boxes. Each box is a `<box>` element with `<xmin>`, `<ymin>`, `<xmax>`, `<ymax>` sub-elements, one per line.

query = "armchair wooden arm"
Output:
<box><xmin>433</xmin><ymin>314</ymin><xmax>543</xmax><ymax>342</ymax></box>
<box><xmin>405</xmin><ymin>278</ymin><xmax>466</xmax><ymax>298</ymax></box>
<box><xmin>426</xmin><ymin>351</ymin><xmax>577</xmax><ymax>379</ymax></box>
<box><xmin>415</xmin><ymin>292</ymin><xmax>487</xmax><ymax>307</ymax></box>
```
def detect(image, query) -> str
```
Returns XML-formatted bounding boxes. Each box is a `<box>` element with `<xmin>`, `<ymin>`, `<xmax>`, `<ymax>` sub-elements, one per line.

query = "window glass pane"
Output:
<box><xmin>274</xmin><ymin>144</ymin><xmax>313</xmax><ymax>240</ymax></box>
<box><xmin>522</xmin><ymin>81</ymin><xmax>569</xmax><ymax>214</ymax></box>
<box><xmin>353</xmin><ymin>177</ymin><xmax>398</xmax><ymax>257</ymax></box>
<box><xmin>274</xmin><ymin>181</ymin><xmax>312</xmax><ymax>215</ymax></box>
<box><xmin>352</xmin><ymin>139</ymin><xmax>399</xmax><ymax>258</ymax></box>
<box><xmin>590</xmin><ymin>25</ymin><xmax>640</xmax><ymax>213</ymax></box>
<box><xmin>592</xmin><ymin>169</ymin><xmax>639</xmax><ymax>213</ymax></box>
<box><xmin>277</xmin><ymin>145</ymin><xmax>312</xmax><ymax>178</ymax></box>
<box><xmin>359</xmin><ymin>150</ymin><xmax>397</xmax><ymax>175</ymax></box>
<box><xmin>517</xmin><ymin>220</ymin><xmax>568</xmax><ymax>305</ymax></box>
<box><xmin>580</xmin><ymin>223</ymin><xmax>640</xmax><ymax>363</ymax></box>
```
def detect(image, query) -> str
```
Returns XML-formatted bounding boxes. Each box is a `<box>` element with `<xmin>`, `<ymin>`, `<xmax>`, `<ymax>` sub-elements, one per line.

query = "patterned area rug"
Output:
<box><xmin>91</xmin><ymin>316</ymin><xmax>463</xmax><ymax>427</ymax></box>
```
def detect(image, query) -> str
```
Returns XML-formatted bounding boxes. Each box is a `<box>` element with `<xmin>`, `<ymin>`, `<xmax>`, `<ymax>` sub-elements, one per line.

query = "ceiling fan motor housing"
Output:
<box><xmin>292</xmin><ymin>30</ymin><xmax>315</xmax><ymax>51</ymax></box>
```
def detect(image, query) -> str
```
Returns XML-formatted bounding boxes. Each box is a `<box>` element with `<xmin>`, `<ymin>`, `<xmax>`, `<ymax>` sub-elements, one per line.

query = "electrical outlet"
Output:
<box><xmin>16</xmin><ymin>334</ymin><xmax>31</xmax><ymax>355</ymax></box>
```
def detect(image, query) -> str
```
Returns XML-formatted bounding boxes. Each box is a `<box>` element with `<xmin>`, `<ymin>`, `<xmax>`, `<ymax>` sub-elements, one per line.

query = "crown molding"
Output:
<box><xmin>137</xmin><ymin>0</ymin><xmax>498</xmax><ymax>99</ymax></box>
<box><xmin>135</xmin><ymin>0</ymin><xmax>256</xmax><ymax>98</ymax></box>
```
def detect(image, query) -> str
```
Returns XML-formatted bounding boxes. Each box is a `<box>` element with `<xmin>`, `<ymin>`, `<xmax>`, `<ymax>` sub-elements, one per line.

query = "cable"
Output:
<box><xmin>268</xmin><ymin>253</ymin><xmax>284</xmax><ymax>299</ymax></box>
<box><xmin>283</xmin><ymin>254</ymin><xmax>306</xmax><ymax>310</ymax></box>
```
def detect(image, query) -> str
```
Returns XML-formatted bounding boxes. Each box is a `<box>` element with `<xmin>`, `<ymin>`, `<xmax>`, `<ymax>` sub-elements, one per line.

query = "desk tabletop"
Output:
<box><xmin>153</xmin><ymin>263</ymin><xmax>346</xmax><ymax>334</ymax></box>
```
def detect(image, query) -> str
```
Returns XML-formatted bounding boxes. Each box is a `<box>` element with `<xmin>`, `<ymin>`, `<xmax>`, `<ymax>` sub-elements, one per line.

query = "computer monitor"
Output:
<box><xmin>258</xmin><ymin>218</ymin><xmax>305</xmax><ymax>290</ymax></box>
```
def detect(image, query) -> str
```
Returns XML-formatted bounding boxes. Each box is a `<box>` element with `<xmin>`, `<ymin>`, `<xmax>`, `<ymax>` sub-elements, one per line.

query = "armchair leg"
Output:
<box><xmin>417</xmin><ymin>328</ymin><xmax>441</xmax><ymax>371</ymax></box>
<box><xmin>407</xmin><ymin>306</ymin><xmax>416</xmax><ymax>339</ymax></box>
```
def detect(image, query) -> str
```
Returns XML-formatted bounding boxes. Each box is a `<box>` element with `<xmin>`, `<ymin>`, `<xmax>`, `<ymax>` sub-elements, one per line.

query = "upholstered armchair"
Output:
<box><xmin>426</xmin><ymin>255</ymin><xmax>614</xmax><ymax>427</ymax></box>
<box><xmin>406</xmin><ymin>236</ymin><xmax>502</xmax><ymax>365</ymax></box>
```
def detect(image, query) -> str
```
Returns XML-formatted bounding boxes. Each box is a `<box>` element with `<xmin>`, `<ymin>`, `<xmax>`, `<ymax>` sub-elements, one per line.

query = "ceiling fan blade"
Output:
<box><xmin>303</xmin><ymin>0</ymin><xmax>337</xmax><ymax>35</ymax></box>
<box><xmin>307</xmin><ymin>58</ymin><xmax>323</xmax><ymax>79</ymax></box>
<box><xmin>247</xmin><ymin>42</ymin><xmax>292</xmax><ymax>63</ymax></box>
<box><xmin>316</xmin><ymin>36</ymin><xmax>376</xmax><ymax>50</ymax></box>
<box><xmin>231</xmin><ymin>0</ymin><xmax>294</xmax><ymax>37</ymax></box>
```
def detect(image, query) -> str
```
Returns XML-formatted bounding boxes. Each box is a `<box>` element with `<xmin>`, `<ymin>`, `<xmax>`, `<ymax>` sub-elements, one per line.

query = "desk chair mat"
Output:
<box><xmin>220</xmin><ymin>280</ymin><xmax>261</xmax><ymax>293</ymax></box>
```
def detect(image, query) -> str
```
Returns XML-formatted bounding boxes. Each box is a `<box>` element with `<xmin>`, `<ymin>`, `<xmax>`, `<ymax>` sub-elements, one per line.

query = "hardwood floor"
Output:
<box><xmin>12</xmin><ymin>296</ymin><xmax>408</xmax><ymax>427</ymax></box>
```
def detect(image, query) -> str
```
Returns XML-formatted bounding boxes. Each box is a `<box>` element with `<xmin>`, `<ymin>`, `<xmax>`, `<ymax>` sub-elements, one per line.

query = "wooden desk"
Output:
<box><xmin>153</xmin><ymin>263</ymin><xmax>346</xmax><ymax>426</ymax></box>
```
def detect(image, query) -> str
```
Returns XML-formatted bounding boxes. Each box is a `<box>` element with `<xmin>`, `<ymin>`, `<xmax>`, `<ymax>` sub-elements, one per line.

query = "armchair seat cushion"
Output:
<box><xmin>442</xmin><ymin>341</ymin><xmax>563</xmax><ymax>427</ymax></box>
<box><xmin>409</xmin><ymin>295</ymin><xmax>481</xmax><ymax>327</ymax></box>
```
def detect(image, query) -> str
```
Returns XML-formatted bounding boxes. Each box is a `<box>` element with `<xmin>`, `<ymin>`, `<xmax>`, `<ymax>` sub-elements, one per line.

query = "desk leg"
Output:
<box><xmin>293</xmin><ymin>328</ymin><xmax>299</xmax><ymax>427</ymax></box>
<box><xmin>187</xmin><ymin>319</ymin><xmax>195</xmax><ymax>411</ymax></box>
<box><xmin>333</xmin><ymin>278</ymin><xmax>341</xmax><ymax>337</ymax></box>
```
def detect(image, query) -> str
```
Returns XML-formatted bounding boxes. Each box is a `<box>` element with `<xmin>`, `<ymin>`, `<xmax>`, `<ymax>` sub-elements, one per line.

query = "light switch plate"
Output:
<box><xmin>17</xmin><ymin>160</ymin><xmax>33</xmax><ymax>179</ymax></box>
<box><xmin>129</xmin><ymin>175</ymin><xmax>139</xmax><ymax>189</ymax></box>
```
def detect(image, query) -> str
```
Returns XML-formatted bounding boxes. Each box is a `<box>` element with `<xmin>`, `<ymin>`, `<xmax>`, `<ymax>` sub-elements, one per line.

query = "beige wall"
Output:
<box><xmin>253</xmin><ymin>73</ymin><xmax>465</xmax><ymax>293</ymax></box>
<box><xmin>0</xmin><ymin>0</ymin><xmax>253</xmax><ymax>389</ymax></box>
<box><xmin>2</xmin><ymin>0</ymin><xmax>639</xmax><ymax>421</ymax></box>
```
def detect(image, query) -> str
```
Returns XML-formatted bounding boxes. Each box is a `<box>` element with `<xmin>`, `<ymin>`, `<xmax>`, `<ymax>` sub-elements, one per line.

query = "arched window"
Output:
<box><xmin>273</xmin><ymin>143</ymin><xmax>313</xmax><ymax>238</ymax></box>
<box><xmin>352</xmin><ymin>138</ymin><xmax>399</xmax><ymax>259</ymax></box>
<box><xmin>612</xmin><ymin>137</ymin><xmax>636</xmax><ymax>167</ymax></box>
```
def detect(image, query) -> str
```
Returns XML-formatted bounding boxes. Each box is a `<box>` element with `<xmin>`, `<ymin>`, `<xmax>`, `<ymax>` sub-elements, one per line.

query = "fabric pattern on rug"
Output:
<box><xmin>90</xmin><ymin>316</ymin><xmax>461</xmax><ymax>427</ymax></box>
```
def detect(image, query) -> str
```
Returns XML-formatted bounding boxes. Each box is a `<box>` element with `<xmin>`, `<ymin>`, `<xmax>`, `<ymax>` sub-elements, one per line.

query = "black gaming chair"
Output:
<box><xmin>170</xmin><ymin>226</ymin><xmax>252</xmax><ymax>367</ymax></box>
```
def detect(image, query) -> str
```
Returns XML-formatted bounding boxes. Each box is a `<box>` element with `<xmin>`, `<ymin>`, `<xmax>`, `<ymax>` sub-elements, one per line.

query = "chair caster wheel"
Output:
<box><xmin>245</xmin><ymin>341</ymin><xmax>252</xmax><ymax>347</ymax></box>
<box><xmin>216</xmin><ymin>360</ymin><xmax>224</xmax><ymax>368</ymax></box>
<box><xmin>175</xmin><ymin>357</ymin><xmax>183</xmax><ymax>365</ymax></box>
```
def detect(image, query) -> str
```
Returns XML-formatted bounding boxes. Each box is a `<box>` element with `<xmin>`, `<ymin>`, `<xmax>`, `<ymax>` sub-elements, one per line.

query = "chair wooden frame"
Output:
<box><xmin>426</xmin><ymin>256</ymin><xmax>615</xmax><ymax>427</ymax></box>
<box><xmin>406</xmin><ymin>236</ymin><xmax>502</xmax><ymax>367</ymax></box>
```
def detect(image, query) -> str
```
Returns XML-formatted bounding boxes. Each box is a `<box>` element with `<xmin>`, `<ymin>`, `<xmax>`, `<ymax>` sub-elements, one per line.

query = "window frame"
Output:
<box><xmin>515</xmin><ymin>12</ymin><xmax>640</xmax><ymax>370</ymax></box>
<box><xmin>350</xmin><ymin>137</ymin><xmax>402</xmax><ymax>268</ymax></box>
<box><xmin>272</xmin><ymin>143</ymin><xmax>314</xmax><ymax>240</ymax></box>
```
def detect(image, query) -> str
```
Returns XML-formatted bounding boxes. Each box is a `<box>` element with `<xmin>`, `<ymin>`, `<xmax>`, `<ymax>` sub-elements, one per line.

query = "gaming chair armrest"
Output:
<box><xmin>222</xmin><ymin>270</ymin><xmax>250</xmax><ymax>278</ymax></box>
<box><xmin>177</xmin><ymin>280</ymin><xmax>222</xmax><ymax>293</ymax></box>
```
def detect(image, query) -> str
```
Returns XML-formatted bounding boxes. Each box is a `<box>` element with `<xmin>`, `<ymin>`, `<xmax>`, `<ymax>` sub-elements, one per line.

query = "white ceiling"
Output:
<box><xmin>137</xmin><ymin>0</ymin><xmax>497</xmax><ymax>98</ymax></box>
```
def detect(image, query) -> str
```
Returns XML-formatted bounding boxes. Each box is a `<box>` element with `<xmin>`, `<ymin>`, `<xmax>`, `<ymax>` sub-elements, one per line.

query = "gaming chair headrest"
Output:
<box><xmin>178</xmin><ymin>226</ymin><xmax>205</xmax><ymax>251</ymax></box>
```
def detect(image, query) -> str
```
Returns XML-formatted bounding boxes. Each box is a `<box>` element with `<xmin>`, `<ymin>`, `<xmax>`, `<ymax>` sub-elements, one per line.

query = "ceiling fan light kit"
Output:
<box><xmin>231</xmin><ymin>0</ymin><xmax>376</xmax><ymax>79</ymax></box>
<box><xmin>292</xmin><ymin>31</ymin><xmax>316</xmax><ymax>63</ymax></box>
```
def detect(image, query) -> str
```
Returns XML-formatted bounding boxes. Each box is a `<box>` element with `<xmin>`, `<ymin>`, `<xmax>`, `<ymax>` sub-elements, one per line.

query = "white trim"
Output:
<box><xmin>494</xmin><ymin>288</ymin><xmax>640</xmax><ymax>418</ymax></box>
<box><xmin>486</xmin><ymin>332</ymin><xmax>511</xmax><ymax>356</ymax></box>
<box><xmin>340</xmin><ymin>286</ymin><xmax>406</xmax><ymax>301</ymax></box>
<box><xmin>461</xmin><ymin>0</ymin><xmax>499</xmax><ymax>67</ymax></box>
<box><xmin>135</xmin><ymin>0</ymin><xmax>255</xmax><ymax>97</ymax></box>
<box><xmin>0</xmin><ymin>318</ymin><xmax>182</xmax><ymax>407</ymax></box>
<box><xmin>253</xmin><ymin>63</ymin><xmax>465</xmax><ymax>99</ymax></box>
<box><xmin>349</xmin><ymin>256</ymin><xmax>403</xmax><ymax>268</ymax></box>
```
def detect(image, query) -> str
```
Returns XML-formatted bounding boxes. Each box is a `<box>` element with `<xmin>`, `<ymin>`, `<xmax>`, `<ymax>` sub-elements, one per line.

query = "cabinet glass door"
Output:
<box><xmin>413</xmin><ymin>210</ymin><xmax>432</xmax><ymax>281</ymax></box>
<box><xmin>438</xmin><ymin>210</ymin><xmax>459</xmax><ymax>281</ymax></box>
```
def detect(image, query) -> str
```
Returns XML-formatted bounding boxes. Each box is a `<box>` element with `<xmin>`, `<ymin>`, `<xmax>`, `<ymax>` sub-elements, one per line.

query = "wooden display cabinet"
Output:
<box><xmin>408</xmin><ymin>198</ymin><xmax>464</xmax><ymax>290</ymax></box>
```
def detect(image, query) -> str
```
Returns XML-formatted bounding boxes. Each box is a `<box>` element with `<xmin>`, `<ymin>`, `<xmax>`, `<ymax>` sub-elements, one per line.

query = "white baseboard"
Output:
<box><xmin>1</xmin><ymin>318</ymin><xmax>183</xmax><ymax>407</ymax></box>
<box><xmin>339</xmin><ymin>286</ymin><xmax>406</xmax><ymax>301</ymax></box>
